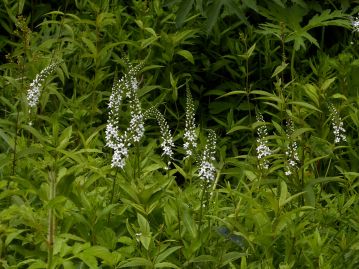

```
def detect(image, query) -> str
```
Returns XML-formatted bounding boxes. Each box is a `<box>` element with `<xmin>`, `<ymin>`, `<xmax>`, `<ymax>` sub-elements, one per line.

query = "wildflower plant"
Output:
<box><xmin>105</xmin><ymin>60</ymin><xmax>144</xmax><ymax>168</ymax></box>
<box><xmin>183</xmin><ymin>84</ymin><xmax>198</xmax><ymax>159</ymax></box>
<box><xmin>198</xmin><ymin>129</ymin><xmax>216</xmax><ymax>183</ymax></box>
<box><xmin>328</xmin><ymin>103</ymin><xmax>347</xmax><ymax>144</ymax></box>
<box><xmin>255</xmin><ymin>112</ymin><xmax>271</xmax><ymax>170</ymax></box>
<box><xmin>284</xmin><ymin>118</ymin><xmax>300</xmax><ymax>176</ymax></box>
<box><xmin>146</xmin><ymin>107</ymin><xmax>175</xmax><ymax>168</ymax></box>
<box><xmin>26</xmin><ymin>62</ymin><xmax>60</xmax><ymax>110</ymax></box>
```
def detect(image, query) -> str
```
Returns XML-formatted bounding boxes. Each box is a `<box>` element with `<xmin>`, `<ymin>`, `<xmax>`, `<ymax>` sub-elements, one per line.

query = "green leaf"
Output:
<box><xmin>82</xmin><ymin>246</ymin><xmax>114</xmax><ymax>265</ymax></box>
<box><xmin>57</xmin><ymin>126</ymin><xmax>72</xmax><ymax>150</ymax></box>
<box><xmin>183</xmin><ymin>209</ymin><xmax>197</xmax><ymax>239</ymax></box>
<box><xmin>81</xmin><ymin>36</ymin><xmax>97</xmax><ymax>56</ymax></box>
<box><xmin>5</xmin><ymin>229</ymin><xmax>27</xmax><ymax>246</ymax></box>
<box><xmin>278</xmin><ymin>180</ymin><xmax>288</xmax><ymax>208</ymax></box>
<box><xmin>137</xmin><ymin>213</ymin><xmax>150</xmax><ymax>234</ymax></box>
<box><xmin>46</xmin><ymin>196</ymin><xmax>67</xmax><ymax>209</ymax></box>
<box><xmin>291</xmin><ymin>127</ymin><xmax>313</xmax><ymax>139</ymax></box>
<box><xmin>220</xmin><ymin>252</ymin><xmax>246</xmax><ymax>267</ymax></box>
<box><xmin>242</xmin><ymin>0</ymin><xmax>257</xmax><ymax>11</ymax></box>
<box><xmin>120</xmin><ymin>257</ymin><xmax>153</xmax><ymax>268</ymax></box>
<box><xmin>227</xmin><ymin>125</ymin><xmax>252</xmax><ymax>134</ymax></box>
<box><xmin>218</xmin><ymin>90</ymin><xmax>247</xmax><ymax>98</ymax></box>
<box><xmin>288</xmin><ymin>101</ymin><xmax>321</xmax><ymax>112</ymax></box>
<box><xmin>76</xmin><ymin>252</ymin><xmax>98</xmax><ymax>269</ymax></box>
<box><xmin>186</xmin><ymin>255</ymin><xmax>216</xmax><ymax>265</ymax></box>
<box><xmin>137</xmin><ymin>213</ymin><xmax>151</xmax><ymax>250</ymax></box>
<box><xmin>206</xmin><ymin>0</ymin><xmax>225</xmax><ymax>33</ymax></box>
<box><xmin>175</xmin><ymin>0</ymin><xmax>194</xmax><ymax>28</ymax></box>
<box><xmin>139</xmin><ymin>234</ymin><xmax>151</xmax><ymax>251</ymax></box>
<box><xmin>155</xmin><ymin>246</ymin><xmax>182</xmax><ymax>263</ymax></box>
<box><xmin>272</xmin><ymin>62</ymin><xmax>288</xmax><ymax>78</ymax></box>
<box><xmin>28</xmin><ymin>260</ymin><xmax>47</xmax><ymax>269</ymax></box>
<box><xmin>155</xmin><ymin>262</ymin><xmax>180</xmax><ymax>268</ymax></box>
<box><xmin>321</xmin><ymin>77</ymin><xmax>336</xmax><ymax>92</ymax></box>
<box><xmin>304</xmin><ymin>177</ymin><xmax>346</xmax><ymax>207</ymax></box>
<box><xmin>176</xmin><ymin>50</ymin><xmax>194</xmax><ymax>64</ymax></box>
<box><xmin>239</xmin><ymin>43</ymin><xmax>256</xmax><ymax>59</ymax></box>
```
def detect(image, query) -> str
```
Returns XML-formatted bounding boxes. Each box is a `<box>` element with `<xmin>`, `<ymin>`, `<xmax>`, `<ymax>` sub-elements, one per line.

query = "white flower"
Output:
<box><xmin>183</xmin><ymin>85</ymin><xmax>197</xmax><ymax>159</ymax></box>
<box><xmin>198</xmin><ymin>161</ymin><xmax>216</xmax><ymax>181</ymax></box>
<box><xmin>329</xmin><ymin>104</ymin><xmax>346</xmax><ymax>144</ymax></box>
<box><xmin>147</xmin><ymin>107</ymin><xmax>175</xmax><ymax>162</ymax></box>
<box><xmin>106</xmin><ymin>60</ymin><xmax>144</xmax><ymax>169</ymax></box>
<box><xmin>27</xmin><ymin>62</ymin><xmax>59</xmax><ymax>108</ymax></box>
<box><xmin>351</xmin><ymin>15</ymin><xmax>359</xmax><ymax>33</ymax></box>
<box><xmin>256</xmin><ymin>113</ymin><xmax>271</xmax><ymax>170</ymax></box>
<box><xmin>198</xmin><ymin>130</ymin><xmax>216</xmax><ymax>183</ymax></box>
<box><xmin>284</xmin><ymin>118</ymin><xmax>300</xmax><ymax>176</ymax></box>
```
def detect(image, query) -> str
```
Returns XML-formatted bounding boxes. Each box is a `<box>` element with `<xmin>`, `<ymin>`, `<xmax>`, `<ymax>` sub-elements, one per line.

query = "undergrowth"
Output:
<box><xmin>1</xmin><ymin>0</ymin><xmax>359</xmax><ymax>268</ymax></box>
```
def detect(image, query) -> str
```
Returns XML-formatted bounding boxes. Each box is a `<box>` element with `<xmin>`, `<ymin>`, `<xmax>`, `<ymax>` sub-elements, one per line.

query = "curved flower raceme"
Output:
<box><xmin>27</xmin><ymin>62</ymin><xmax>59</xmax><ymax>108</ymax></box>
<box><xmin>106</xmin><ymin>61</ymin><xmax>144</xmax><ymax>168</ymax></box>
<box><xmin>149</xmin><ymin>108</ymin><xmax>174</xmax><ymax>158</ymax></box>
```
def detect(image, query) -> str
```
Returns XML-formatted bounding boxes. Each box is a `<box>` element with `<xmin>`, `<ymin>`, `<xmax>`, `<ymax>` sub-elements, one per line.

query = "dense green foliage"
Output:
<box><xmin>1</xmin><ymin>0</ymin><xmax>359</xmax><ymax>268</ymax></box>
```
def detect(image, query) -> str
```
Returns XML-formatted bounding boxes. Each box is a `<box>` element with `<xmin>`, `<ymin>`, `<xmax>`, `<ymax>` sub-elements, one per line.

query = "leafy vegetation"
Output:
<box><xmin>1</xmin><ymin>0</ymin><xmax>359</xmax><ymax>268</ymax></box>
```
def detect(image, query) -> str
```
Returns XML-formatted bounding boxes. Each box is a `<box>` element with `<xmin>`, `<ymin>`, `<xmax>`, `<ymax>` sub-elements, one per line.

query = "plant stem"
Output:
<box><xmin>47</xmin><ymin>168</ymin><xmax>57</xmax><ymax>269</ymax></box>
<box><xmin>291</xmin><ymin>49</ymin><xmax>296</xmax><ymax>80</ymax></box>
<box><xmin>198</xmin><ymin>183</ymin><xmax>207</xmax><ymax>231</ymax></box>
<box><xmin>135</xmin><ymin>142</ymin><xmax>140</xmax><ymax>184</ymax></box>
<box><xmin>108</xmin><ymin>168</ymin><xmax>119</xmax><ymax>224</ymax></box>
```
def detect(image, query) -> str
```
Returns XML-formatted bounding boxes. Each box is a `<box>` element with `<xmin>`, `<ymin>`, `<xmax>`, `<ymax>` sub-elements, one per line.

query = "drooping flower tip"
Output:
<box><xmin>148</xmin><ymin>107</ymin><xmax>175</xmax><ymax>160</ymax></box>
<box><xmin>106</xmin><ymin>59</ymin><xmax>144</xmax><ymax>169</ymax></box>
<box><xmin>27</xmin><ymin>62</ymin><xmax>59</xmax><ymax>108</ymax></box>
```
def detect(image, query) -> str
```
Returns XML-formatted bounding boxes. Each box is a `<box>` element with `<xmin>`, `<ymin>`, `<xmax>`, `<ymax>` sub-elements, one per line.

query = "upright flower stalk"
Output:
<box><xmin>183</xmin><ymin>84</ymin><xmax>198</xmax><ymax>159</ymax></box>
<box><xmin>328</xmin><ymin>103</ymin><xmax>346</xmax><ymax>144</ymax></box>
<box><xmin>255</xmin><ymin>113</ymin><xmax>271</xmax><ymax>170</ymax></box>
<box><xmin>284</xmin><ymin>118</ymin><xmax>300</xmax><ymax>176</ymax></box>
<box><xmin>198</xmin><ymin>130</ymin><xmax>217</xmax><ymax>184</ymax></box>
<box><xmin>198</xmin><ymin>129</ymin><xmax>216</xmax><ymax>229</ymax></box>
<box><xmin>105</xmin><ymin>61</ymin><xmax>144</xmax><ymax>169</ymax></box>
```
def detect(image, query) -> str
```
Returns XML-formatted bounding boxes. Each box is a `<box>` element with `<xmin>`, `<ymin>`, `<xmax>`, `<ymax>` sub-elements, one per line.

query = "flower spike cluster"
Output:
<box><xmin>284</xmin><ymin>118</ymin><xmax>300</xmax><ymax>176</ymax></box>
<box><xmin>198</xmin><ymin>130</ymin><xmax>216</xmax><ymax>183</ymax></box>
<box><xmin>106</xmin><ymin>60</ymin><xmax>144</xmax><ymax>168</ymax></box>
<box><xmin>27</xmin><ymin>62</ymin><xmax>59</xmax><ymax>109</ymax></box>
<box><xmin>328</xmin><ymin>103</ymin><xmax>346</xmax><ymax>144</ymax></box>
<box><xmin>256</xmin><ymin>113</ymin><xmax>271</xmax><ymax>170</ymax></box>
<box><xmin>183</xmin><ymin>84</ymin><xmax>198</xmax><ymax>159</ymax></box>
<box><xmin>351</xmin><ymin>15</ymin><xmax>359</xmax><ymax>33</ymax></box>
<box><xmin>147</xmin><ymin>107</ymin><xmax>175</xmax><ymax>166</ymax></box>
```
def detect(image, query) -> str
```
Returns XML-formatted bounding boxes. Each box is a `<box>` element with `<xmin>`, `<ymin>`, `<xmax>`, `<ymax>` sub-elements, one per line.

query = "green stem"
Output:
<box><xmin>108</xmin><ymin>168</ymin><xmax>119</xmax><ymax>224</ymax></box>
<box><xmin>209</xmin><ymin>171</ymin><xmax>220</xmax><ymax>204</ymax></box>
<box><xmin>136</xmin><ymin>142</ymin><xmax>140</xmax><ymax>184</ymax></box>
<box><xmin>290</xmin><ymin>49</ymin><xmax>296</xmax><ymax>80</ymax></box>
<box><xmin>47</xmin><ymin>169</ymin><xmax>57</xmax><ymax>269</ymax></box>
<box><xmin>198</xmin><ymin>183</ymin><xmax>208</xmax><ymax>231</ymax></box>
